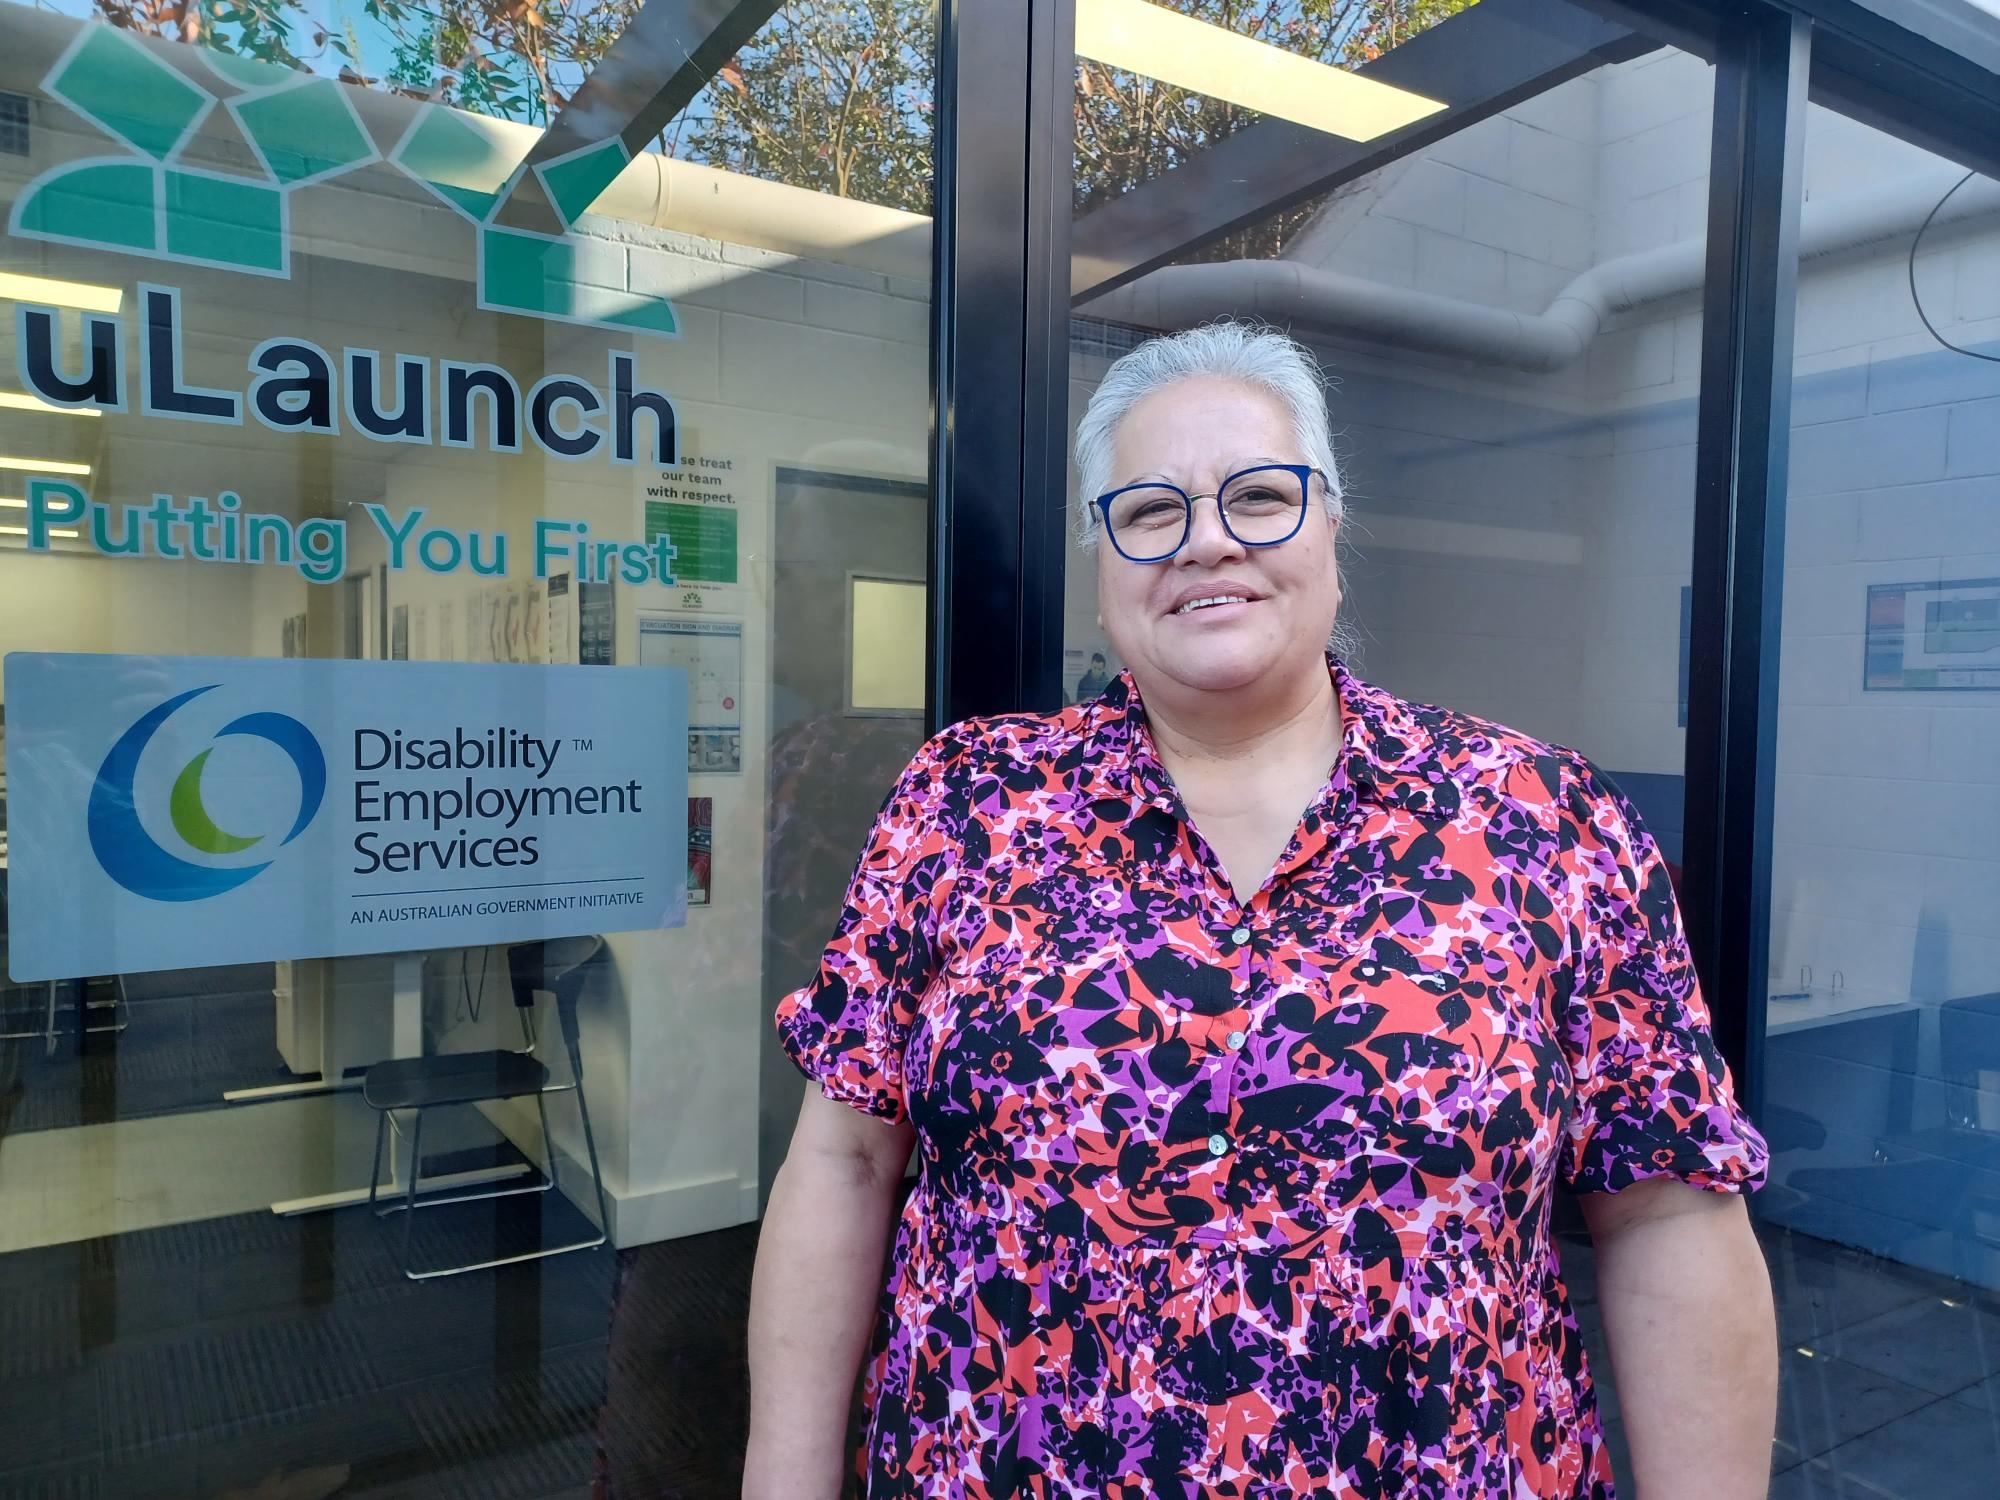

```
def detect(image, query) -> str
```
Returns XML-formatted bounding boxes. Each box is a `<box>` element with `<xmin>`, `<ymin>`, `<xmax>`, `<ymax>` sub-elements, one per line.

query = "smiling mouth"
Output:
<box><xmin>1173</xmin><ymin>593</ymin><xmax>1253</xmax><ymax>616</ymax></box>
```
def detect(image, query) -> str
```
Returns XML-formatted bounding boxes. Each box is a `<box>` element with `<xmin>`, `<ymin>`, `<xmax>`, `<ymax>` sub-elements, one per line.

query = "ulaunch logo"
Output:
<box><xmin>12</xmin><ymin>23</ymin><xmax>679</xmax><ymax>337</ymax></box>
<box><xmin>88</xmin><ymin>686</ymin><xmax>326</xmax><ymax>902</ymax></box>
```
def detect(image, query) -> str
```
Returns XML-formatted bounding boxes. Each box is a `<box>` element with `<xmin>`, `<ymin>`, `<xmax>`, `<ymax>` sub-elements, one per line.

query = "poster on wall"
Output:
<box><xmin>687</xmin><ymin>796</ymin><xmax>713</xmax><ymax>906</ymax></box>
<box><xmin>1865</xmin><ymin>577</ymin><xmax>2000</xmax><ymax>690</ymax></box>
<box><xmin>466</xmin><ymin>591</ymin><xmax>489</xmax><ymax>663</ymax></box>
<box><xmin>579</xmin><ymin>580</ymin><xmax>616</xmax><ymax>666</ymax></box>
<box><xmin>1</xmin><ymin>653</ymin><xmax>689</xmax><ymax>979</ymax></box>
<box><xmin>525</xmin><ymin>580</ymin><xmax>547</xmax><ymax>663</ymax></box>
<box><xmin>488</xmin><ymin>583</ymin><xmax>512</xmax><ymax>663</ymax></box>
<box><xmin>637</xmin><ymin>616</ymin><xmax>743</xmax><ymax>774</ymax></box>
<box><xmin>646</xmin><ymin>501</ymin><xmax>739</xmax><ymax>584</ymax></box>
<box><xmin>641</xmin><ymin>448</ymin><xmax>742</xmax><ymax>589</ymax></box>
<box><xmin>546</xmin><ymin>572</ymin><xmax>576</xmax><ymax>664</ymax></box>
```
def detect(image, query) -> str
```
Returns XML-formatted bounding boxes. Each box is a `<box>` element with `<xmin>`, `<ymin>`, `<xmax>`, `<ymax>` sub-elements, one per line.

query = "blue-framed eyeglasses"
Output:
<box><xmin>1094</xmin><ymin>463</ymin><xmax>1321</xmax><ymax>564</ymax></box>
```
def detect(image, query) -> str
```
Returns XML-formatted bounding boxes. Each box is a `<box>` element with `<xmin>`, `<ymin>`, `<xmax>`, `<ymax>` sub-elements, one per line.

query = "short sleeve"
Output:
<box><xmin>773</xmin><ymin>740</ymin><xmax>952</xmax><ymax>1124</ymax></box>
<box><xmin>1557</xmin><ymin>753</ymin><xmax>1769</xmax><ymax>1196</ymax></box>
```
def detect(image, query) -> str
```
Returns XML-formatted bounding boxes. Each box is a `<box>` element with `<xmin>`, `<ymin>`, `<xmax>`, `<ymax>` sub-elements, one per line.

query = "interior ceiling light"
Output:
<box><xmin>0</xmin><ymin>497</ymin><xmax>25</xmax><ymax>508</ymax></box>
<box><xmin>1</xmin><ymin>524</ymin><xmax>79</xmax><ymax>537</ymax></box>
<box><xmin>0</xmin><ymin>456</ymin><xmax>91</xmax><ymax>475</ymax></box>
<box><xmin>0</xmin><ymin>270</ymin><xmax>123</xmax><ymax>313</ymax></box>
<box><xmin>1075</xmin><ymin>0</ymin><xmax>1446</xmax><ymax>142</ymax></box>
<box><xmin>0</xmin><ymin>391</ymin><xmax>102</xmax><ymax>417</ymax></box>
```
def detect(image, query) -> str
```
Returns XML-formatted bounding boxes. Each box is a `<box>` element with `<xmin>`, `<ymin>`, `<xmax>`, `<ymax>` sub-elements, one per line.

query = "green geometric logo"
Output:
<box><xmin>10</xmin><ymin>24</ymin><xmax>676</xmax><ymax>338</ymax></box>
<box><xmin>389</xmin><ymin>105</ymin><xmax>676</xmax><ymax>337</ymax></box>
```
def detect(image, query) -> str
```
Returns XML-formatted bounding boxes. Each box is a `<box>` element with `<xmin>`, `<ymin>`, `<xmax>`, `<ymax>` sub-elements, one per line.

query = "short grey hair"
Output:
<box><xmin>1073</xmin><ymin>321</ymin><xmax>1345</xmax><ymax>550</ymax></box>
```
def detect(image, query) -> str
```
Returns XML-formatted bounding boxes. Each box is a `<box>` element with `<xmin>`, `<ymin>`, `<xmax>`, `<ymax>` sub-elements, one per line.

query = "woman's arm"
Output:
<box><xmin>1580</xmin><ymin>1178</ymin><xmax>1777</xmax><ymax>1499</ymax></box>
<box><xmin>743</xmin><ymin>1089</ymin><xmax>914</xmax><ymax>1500</ymax></box>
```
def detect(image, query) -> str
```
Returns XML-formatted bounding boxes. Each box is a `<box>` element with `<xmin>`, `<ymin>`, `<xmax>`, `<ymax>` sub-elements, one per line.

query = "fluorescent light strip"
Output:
<box><xmin>0</xmin><ymin>497</ymin><xmax>24</xmax><ymax>508</ymax></box>
<box><xmin>0</xmin><ymin>270</ymin><xmax>123</xmax><ymax>313</ymax></box>
<box><xmin>0</xmin><ymin>525</ymin><xmax>79</xmax><ymax>537</ymax></box>
<box><xmin>0</xmin><ymin>390</ymin><xmax>102</xmax><ymax>417</ymax></box>
<box><xmin>0</xmin><ymin>456</ymin><xmax>91</xmax><ymax>476</ymax></box>
<box><xmin>1075</xmin><ymin>0</ymin><xmax>1446</xmax><ymax>143</ymax></box>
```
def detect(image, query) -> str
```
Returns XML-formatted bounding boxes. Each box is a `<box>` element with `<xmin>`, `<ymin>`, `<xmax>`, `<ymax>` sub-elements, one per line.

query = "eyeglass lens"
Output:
<box><xmin>1105</xmin><ymin>467</ymin><xmax>1306</xmax><ymax>560</ymax></box>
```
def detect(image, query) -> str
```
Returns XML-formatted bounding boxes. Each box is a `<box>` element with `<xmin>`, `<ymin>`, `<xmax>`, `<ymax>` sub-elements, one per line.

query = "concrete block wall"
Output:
<box><xmin>1295</xmin><ymin>69</ymin><xmax>2000</xmax><ymax>1280</ymax></box>
<box><xmin>1773</xmin><ymin>333</ymin><xmax>2000</xmax><ymax>1014</ymax></box>
<box><xmin>1067</xmin><ymin>55</ymin><xmax>2000</xmax><ymax>1288</ymax></box>
<box><xmin>1068</xmin><ymin>54</ymin><xmax>1716</xmax><ymax>756</ymax></box>
<box><xmin>1317</xmin><ymin>73</ymin><xmax>1599</xmax><ymax>314</ymax></box>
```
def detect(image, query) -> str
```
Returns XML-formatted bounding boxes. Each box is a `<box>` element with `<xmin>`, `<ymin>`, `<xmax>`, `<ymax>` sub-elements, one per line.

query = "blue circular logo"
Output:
<box><xmin>88</xmin><ymin>685</ymin><xmax>326</xmax><ymax>902</ymax></box>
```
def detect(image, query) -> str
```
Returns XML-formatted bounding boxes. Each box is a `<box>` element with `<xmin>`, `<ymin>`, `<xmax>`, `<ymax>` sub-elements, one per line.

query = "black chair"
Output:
<box><xmin>365</xmin><ymin>935</ymin><xmax>611</xmax><ymax>1280</ymax></box>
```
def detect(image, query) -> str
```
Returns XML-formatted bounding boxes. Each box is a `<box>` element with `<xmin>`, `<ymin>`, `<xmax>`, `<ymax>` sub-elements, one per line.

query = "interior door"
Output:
<box><xmin>760</xmin><ymin>467</ymin><xmax>930</xmax><ymax>1202</ymax></box>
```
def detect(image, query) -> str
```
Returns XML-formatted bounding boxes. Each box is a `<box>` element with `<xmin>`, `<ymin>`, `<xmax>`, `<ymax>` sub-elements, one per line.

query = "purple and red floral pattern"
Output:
<box><xmin>777</xmin><ymin>655</ymin><xmax>1767</xmax><ymax>1498</ymax></box>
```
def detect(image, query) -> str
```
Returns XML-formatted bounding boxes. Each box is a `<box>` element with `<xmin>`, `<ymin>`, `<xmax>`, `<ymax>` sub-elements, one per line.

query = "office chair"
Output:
<box><xmin>364</xmin><ymin>935</ymin><xmax>612</xmax><ymax>1280</ymax></box>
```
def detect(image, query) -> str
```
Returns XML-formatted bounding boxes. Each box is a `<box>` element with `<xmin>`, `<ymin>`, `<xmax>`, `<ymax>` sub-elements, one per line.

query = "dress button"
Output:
<box><xmin>1207</xmin><ymin>1133</ymin><xmax>1229</xmax><ymax>1157</ymax></box>
<box><xmin>1226</xmin><ymin>1029</ymin><xmax>1247</xmax><ymax>1049</ymax></box>
<box><xmin>1229</xmin><ymin>925</ymin><xmax>1251</xmax><ymax>946</ymax></box>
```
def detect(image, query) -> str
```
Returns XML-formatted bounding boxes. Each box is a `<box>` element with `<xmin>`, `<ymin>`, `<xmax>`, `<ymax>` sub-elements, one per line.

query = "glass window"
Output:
<box><xmin>1759</xmin><ymin>103</ymin><xmax>2000</xmax><ymax>1492</ymax></box>
<box><xmin>1064</xmin><ymin>6</ymin><xmax>1722</xmax><ymax>1492</ymax></box>
<box><xmin>1069</xmin><ymin>8</ymin><xmax>1715</xmax><ymax>816</ymax></box>
<box><xmin>0</xmin><ymin>1</ymin><xmax>934</xmax><ymax>1492</ymax></box>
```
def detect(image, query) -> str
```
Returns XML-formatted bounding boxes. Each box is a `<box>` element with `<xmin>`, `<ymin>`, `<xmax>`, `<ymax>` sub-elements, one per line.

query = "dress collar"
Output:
<box><xmin>1079</xmin><ymin>654</ymin><xmax>1451</xmax><ymax>821</ymax></box>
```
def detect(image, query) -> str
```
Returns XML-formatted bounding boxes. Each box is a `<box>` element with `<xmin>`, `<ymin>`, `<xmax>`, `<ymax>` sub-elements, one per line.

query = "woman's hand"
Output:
<box><xmin>743</xmin><ymin>1089</ymin><xmax>914</xmax><ymax>1500</ymax></box>
<box><xmin>1580</xmin><ymin>1179</ymin><xmax>1778</xmax><ymax>1498</ymax></box>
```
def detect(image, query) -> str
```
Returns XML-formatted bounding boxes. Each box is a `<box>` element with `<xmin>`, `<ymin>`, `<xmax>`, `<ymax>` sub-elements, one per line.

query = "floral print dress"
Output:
<box><xmin>776</xmin><ymin>656</ymin><xmax>1767</xmax><ymax>1499</ymax></box>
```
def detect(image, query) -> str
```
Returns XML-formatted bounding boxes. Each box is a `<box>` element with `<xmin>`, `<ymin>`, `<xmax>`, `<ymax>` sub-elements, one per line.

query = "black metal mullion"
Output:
<box><xmin>1682</xmin><ymin>6</ymin><xmax>1810</xmax><ymax>1112</ymax></box>
<box><xmin>928</xmin><ymin>0</ymin><xmax>1074</xmax><ymax>730</ymax></box>
<box><xmin>1020</xmin><ymin>0</ymin><xmax>1075</xmax><ymax>717</ymax></box>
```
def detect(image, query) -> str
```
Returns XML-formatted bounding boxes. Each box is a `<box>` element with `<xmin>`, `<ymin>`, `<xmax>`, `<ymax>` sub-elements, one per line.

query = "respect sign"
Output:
<box><xmin>2</xmin><ymin>654</ymin><xmax>687</xmax><ymax>980</ymax></box>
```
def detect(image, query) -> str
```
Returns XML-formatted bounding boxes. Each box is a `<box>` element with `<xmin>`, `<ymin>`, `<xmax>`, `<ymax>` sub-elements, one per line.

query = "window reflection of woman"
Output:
<box><xmin>746</xmin><ymin>323</ymin><xmax>1777</xmax><ymax>1499</ymax></box>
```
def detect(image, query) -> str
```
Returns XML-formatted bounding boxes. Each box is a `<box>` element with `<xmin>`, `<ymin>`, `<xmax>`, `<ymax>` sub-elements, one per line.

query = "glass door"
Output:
<box><xmin>0</xmin><ymin>2</ymin><xmax>937</xmax><ymax>1493</ymax></box>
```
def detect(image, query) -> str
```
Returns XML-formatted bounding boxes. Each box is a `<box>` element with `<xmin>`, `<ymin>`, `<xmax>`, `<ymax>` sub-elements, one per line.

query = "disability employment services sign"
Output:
<box><xmin>3</xmin><ymin>654</ymin><xmax>687</xmax><ymax>980</ymax></box>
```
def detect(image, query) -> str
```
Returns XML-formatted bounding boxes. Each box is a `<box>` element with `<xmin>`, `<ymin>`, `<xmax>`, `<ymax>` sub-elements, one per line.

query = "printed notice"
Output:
<box><xmin>641</xmin><ymin>450</ymin><xmax>740</xmax><ymax>586</ymax></box>
<box><xmin>637</xmin><ymin>616</ymin><xmax>743</xmax><ymax>774</ymax></box>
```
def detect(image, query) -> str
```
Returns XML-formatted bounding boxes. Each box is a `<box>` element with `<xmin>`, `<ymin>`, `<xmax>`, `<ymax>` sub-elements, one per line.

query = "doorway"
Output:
<box><xmin>759</xmin><ymin>467</ymin><xmax>930</xmax><ymax>1201</ymax></box>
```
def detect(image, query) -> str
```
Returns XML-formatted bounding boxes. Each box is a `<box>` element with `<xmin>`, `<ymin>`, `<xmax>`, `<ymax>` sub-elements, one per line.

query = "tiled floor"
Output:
<box><xmin>1558</xmin><ymin>1215</ymin><xmax>2000</xmax><ymax>1500</ymax></box>
<box><xmin>0</xmin><ymin>1197</ymin><xmax>730</xmax><ymax>1500</ymax></box>
<box><xmin>0</xmin><ymin>1069</ymin><xmax>519</xmax><ymax>1253</ymax></box>
<box><xmin>0</xmin><ymin>983</ymin><xmax>290</xmax><ymax>1135</ymax></box>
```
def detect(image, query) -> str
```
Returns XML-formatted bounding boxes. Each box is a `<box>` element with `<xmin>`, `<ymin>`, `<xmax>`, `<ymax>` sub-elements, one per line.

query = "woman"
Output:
<box><xmin>746</xmin><ymin>323</ymin><xmax>1776</xmax><ymax>1498</ymax></box>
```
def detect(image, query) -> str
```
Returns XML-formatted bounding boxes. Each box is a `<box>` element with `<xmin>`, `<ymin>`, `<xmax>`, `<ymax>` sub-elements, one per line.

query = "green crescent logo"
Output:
<box><xmin>169</xmin><ymin>747</ymin><xmax>262</xmax><ymax>855</ymax></box>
